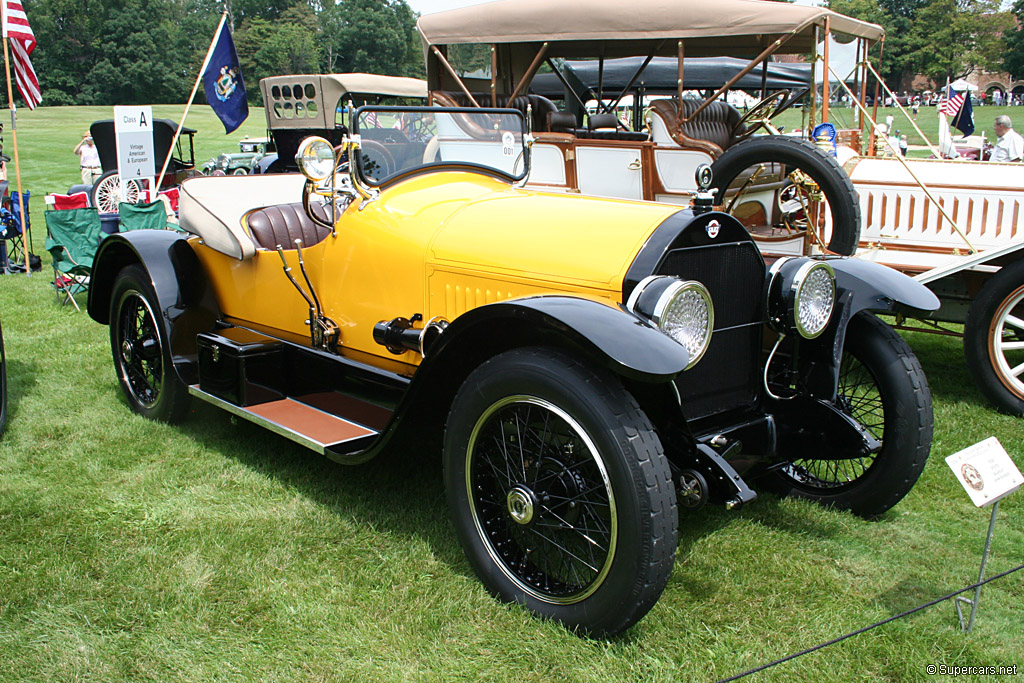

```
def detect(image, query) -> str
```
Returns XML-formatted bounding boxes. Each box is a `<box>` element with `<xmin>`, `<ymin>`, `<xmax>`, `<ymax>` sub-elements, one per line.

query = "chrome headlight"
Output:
<box><xmin>295</xmin><ymin>136</ymin><xmax>336</xmax><ymax>181</ymax></box>
<box><xmin>627</xmin><ymin>276</ymin><xmax>714</xmax><ymax>369</ymax></box>
<box><xmin>766</xmin><ymin>258</ymin><xmax>836</xmax><ymax>339</ymax></box>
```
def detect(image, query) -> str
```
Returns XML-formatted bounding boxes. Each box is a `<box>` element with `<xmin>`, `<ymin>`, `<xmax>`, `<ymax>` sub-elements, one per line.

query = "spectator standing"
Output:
<box><xmin>74</xmin><ymin>130</ymin><xmax>102</xmax><ymax>186</ymax></box>
<box><xmin>991</xmin><ymin>115</ymin><xmax>1024</xmax><ymax>162</ymax></box>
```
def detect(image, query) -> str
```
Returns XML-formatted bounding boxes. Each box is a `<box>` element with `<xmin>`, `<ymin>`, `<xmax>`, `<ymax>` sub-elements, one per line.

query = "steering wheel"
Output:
<box><xmin>733</xmin><ymin>90</ymin><xmax>791</xmax><ymax>140</ymax></box>
<box><xmin>357</xmin><ymin>139</ymin><xmax>395</xmax><ymax>180</ymax></box>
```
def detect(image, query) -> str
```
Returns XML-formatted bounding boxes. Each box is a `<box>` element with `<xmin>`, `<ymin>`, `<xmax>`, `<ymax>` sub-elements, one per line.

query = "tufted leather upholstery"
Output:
<box><xmin>649</xmin><ymin>99</ymin><xmax>743</xmax><ymax>157</ymax></box>
<box><xmin>245</xmin><ymin>201</ymin><xmax>332</xmax><ymax>251</ymax></box>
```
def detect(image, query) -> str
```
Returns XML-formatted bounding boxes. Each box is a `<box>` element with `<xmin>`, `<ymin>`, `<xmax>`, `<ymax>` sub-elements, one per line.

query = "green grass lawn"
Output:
<box><xmin>0</xmin><ymin>106</ymin><xmax>1022</xmax><ymax>682</ymax></box>
<box><xmin>774</xmin><ymin>104</ymin><xmax>1023</xmax><ymax>158</ymax></box>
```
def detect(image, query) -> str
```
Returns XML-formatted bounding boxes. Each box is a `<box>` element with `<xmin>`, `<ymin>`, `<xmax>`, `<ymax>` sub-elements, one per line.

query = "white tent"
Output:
<box><xmin>950</xmin><ymin>78</ymin><xmax>979</xmax><ymax>92</ymax></box>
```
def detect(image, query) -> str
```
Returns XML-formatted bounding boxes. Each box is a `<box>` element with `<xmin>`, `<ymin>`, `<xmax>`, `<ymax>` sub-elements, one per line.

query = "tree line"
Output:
<box><xmin>22</xmin><ymin>0</ymin><xmax>422</xmax><ymax>107</ymax></box>
<box><xmin>829</xmin><ymin>0</ymin><xmax>1024</xmax><ymax>90</ymax></box>
<box><xmin>17</xmin><ymin>0</ymin><xmax>1024</xmax><ymax>109</ymax></box>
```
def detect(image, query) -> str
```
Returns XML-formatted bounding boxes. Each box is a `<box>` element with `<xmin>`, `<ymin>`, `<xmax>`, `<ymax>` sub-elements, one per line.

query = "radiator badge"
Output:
<box><xmin>706</xmin><ymin>219</ymin><xmax>721</xmax><ymax>239</ymax></box>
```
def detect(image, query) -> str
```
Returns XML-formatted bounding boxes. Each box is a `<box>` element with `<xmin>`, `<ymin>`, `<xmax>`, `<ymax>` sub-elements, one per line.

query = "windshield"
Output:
<box><xmin>352</xmin><ymin>106</ymin><xmax>529</xmax><ymax>186</ymax></box>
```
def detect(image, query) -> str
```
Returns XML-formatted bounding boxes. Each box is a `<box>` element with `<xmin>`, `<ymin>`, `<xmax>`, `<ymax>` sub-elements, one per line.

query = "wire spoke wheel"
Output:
<box><xmin>108</xmin><ymin>265</ymin><xmax>189</xmax><ymax>422</ymax></box>
<box><xmin>116</xmin><ymin>291</ymin><xmax>163</xmax><ymax>409</ymax></box>
<box><xmin>767</xmin><ymin>314</ymin><xmax>932</xmax><ymax>517</ymax></box>
<box><xmin>444</xmin><ymin>347</ymin><xmax>677</xmax><ymax>635</ymax></box>
<box><xmin>467</xmin><ymin>396</ymin><xmax>616</xmax><ymax>603</ymax></box>
<box><xmin>783</xmin><ymin>351</ymin><xmax>883</xmax><ymax>491</ymax></box>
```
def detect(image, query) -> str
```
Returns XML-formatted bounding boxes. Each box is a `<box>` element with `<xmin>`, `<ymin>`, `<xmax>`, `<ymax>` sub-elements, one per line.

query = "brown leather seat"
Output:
<box><xmin>649</xmin><ymin>99</ymin><xmax>743</xmax><ymax>157</ymax></box>
<box><xmin>245</xmin><ymin>201</ymin><xmax>332</xmax><ymax>251</ymax></box>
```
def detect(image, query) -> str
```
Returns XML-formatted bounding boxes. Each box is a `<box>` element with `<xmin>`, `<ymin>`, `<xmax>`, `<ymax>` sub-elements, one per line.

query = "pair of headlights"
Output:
<box><xmin>628</xmin><ymin>259</ymin><xmax>836</xmax><ymax>370</ymax></box>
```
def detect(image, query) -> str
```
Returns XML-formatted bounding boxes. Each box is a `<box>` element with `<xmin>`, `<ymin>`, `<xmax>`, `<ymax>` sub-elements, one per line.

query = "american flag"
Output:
<box><xmin>940</xmin><ymin>91</ymin><xmax>965</xmax><ymax>118</ymax></box>
<box><xmin>2</xmin><ymin>0</ymin><xmax>41</xmax><ymax>109</ymax></box>
<box><xmin>940</xmin><ymin>85</ymin><xmax>975</xmax><ymax>136</ymax></box>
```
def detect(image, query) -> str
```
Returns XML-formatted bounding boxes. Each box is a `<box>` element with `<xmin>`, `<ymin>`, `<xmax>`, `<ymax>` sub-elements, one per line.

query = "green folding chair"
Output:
<box><xmin>43</xmin><ymin>207</ymin><xmax>102</xmax><ymax>311</ymax></box>
<box><xmin>117</xmin><ymin>200</ymin><xmax>172</xmax><ymax>232</ymax></box>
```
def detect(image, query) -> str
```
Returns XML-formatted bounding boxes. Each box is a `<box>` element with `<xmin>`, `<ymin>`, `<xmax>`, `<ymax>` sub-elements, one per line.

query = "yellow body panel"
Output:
<box><xmin>191</xmin><ymin>171</ymin><xmax>680</xmax><ymax>375</ymax></box>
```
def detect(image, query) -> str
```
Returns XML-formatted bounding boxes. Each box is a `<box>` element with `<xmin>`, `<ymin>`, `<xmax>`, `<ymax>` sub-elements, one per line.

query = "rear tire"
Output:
<box><xmin>109</xmin><ymin>265</ymin><xmax>189</xmax><ymax>422</ymax></box>
<box><xmin>711</xmin><ymin>136</ymin><xmax>861</xmax><ymax>255</ymax></box>
<box><xmin>444</xmin><ymin>347</ymin><xmax>677</xmax><ymax>636</ymax></box>
<box><xmin>964</xmin><ymin>259</ymin><xmax>1024</xmax><ymax>415</ymax></box>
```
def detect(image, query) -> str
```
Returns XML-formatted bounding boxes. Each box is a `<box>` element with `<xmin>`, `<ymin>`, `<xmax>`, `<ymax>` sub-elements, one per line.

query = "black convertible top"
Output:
<box><xmin>531</xmin><ymin>57</ymin><xmax>813</xmax><ymax>100</ymax></box>
<box><xmin>89</xmin><ymin>119</ymin><xmax>198</xmax><ymax>173</ymax></box>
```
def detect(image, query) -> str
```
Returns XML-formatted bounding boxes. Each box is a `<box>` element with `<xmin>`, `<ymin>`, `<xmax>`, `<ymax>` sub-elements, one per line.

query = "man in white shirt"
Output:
<box><xmin>990</xmin><ymin>115</ymin><xmax>1024</xmax><ymax>162</ymax></box>
<box><xmin>73</xmin><ymin>130</ymin><xmax>103</xmax><ymax>185</ymax></box>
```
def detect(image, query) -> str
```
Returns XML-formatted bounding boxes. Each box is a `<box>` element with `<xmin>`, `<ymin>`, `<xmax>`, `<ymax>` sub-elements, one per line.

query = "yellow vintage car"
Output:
<box><xmin>88</xmin><ymin>106</ymin><xmax>939</xmax><ymax>636</ymax></box>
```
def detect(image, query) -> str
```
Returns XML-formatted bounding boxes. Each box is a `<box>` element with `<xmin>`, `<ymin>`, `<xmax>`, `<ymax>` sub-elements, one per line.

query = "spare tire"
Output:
<box><xmin>711</xmin><ymin>136</ymin><xmax>861</xmax><ymax>255</ymax></box>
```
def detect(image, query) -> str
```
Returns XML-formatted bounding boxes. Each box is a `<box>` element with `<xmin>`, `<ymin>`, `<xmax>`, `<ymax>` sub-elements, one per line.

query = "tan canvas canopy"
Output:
<box><xmin>260</xmin><ymin>74</ymin><xmax>427</xmax><ymax>130</ymax></box>
<box><xmin>418</xmin><ymin>0</ymin><xmax>884</xmax><ymax>58</ymax></box>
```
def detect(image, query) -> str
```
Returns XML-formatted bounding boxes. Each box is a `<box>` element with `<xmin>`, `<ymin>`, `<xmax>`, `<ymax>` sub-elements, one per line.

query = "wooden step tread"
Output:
<box><xmin>189</xmin><ymin>386</ymin><xmax>380</xmax><ymax>454</ymax></box>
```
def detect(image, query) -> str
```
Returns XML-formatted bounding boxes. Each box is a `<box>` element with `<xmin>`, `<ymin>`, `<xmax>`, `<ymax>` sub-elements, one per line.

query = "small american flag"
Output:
<box><xmin>2</xmin><ymin>0</ymin><xmax>41</xmax><ymax>109</ymax></box>
<box><xmin>940</xmin><ymin>91</ymin><xmax>965</xmax><ymax>118</ymax></box>
<box><xmin>940</xmin><ymin>86</ymin><xmax>975</xmax><ymax>136</ymax></box>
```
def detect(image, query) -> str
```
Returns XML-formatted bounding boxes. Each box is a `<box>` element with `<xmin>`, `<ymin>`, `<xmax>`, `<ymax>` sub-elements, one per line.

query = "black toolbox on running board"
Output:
<box><xmin>197</xmin><ymin>328</ymin><xmax>285</xmax><ymax>406</ymax></box>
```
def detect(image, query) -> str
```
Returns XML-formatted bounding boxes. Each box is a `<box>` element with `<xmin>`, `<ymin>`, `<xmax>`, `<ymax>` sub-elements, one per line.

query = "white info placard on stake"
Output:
<box><xmin>945</xmin><ymin>437</ymin><xmax>1021</xmax><ymax>632</ymax></box>
<box><xmin>945</xmin><ymin>436</ymin><xmax>1022</xmax><ymax>507</ymax></box>
<box><xmin>113</xmin><ymin>105</ymin><xmax>156</xmax><ymax>200</ymax></box>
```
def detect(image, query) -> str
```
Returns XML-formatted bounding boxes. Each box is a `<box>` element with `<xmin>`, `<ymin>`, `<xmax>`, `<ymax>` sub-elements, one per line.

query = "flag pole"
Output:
<box><xmin>154</xmin><ymin>11</ymin><xmax>228</xmax><ymax>194</ymax></box>
<box><xmin>1</xmin><ymin>0</ymin><xmax>32</xmax><ymax>278</ymax></box>
<box><xmin>1</xmin><ymin>36</ymin><xmax>30</xmax><ymax>274</ymax></box>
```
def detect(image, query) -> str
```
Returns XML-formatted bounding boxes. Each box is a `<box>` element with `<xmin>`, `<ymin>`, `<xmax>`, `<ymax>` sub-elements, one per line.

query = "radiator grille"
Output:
<box><xmin>657</xmin><ymin>241</ymin><xmax>764</xmax><ymax>418</ymax></box>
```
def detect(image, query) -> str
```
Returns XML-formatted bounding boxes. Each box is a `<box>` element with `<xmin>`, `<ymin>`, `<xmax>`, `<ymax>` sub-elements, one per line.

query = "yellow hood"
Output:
<box><xmin>429</xmin><ymin>187</ymin><xmax>680</xmax><ymax>292</ymax></box>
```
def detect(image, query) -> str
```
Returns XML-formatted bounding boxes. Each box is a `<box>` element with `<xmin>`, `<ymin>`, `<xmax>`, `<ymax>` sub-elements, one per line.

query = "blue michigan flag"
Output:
<box><xmin>202</xmin><ymin>21</ymin><xmax>248</xmax><ymax>134</ymax></box>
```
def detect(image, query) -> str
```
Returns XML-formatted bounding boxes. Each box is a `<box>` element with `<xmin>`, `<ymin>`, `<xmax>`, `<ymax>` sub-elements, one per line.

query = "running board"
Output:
<box><xmin>189</xmin><ymin>386</ymin><xmax>381</xmax><ymax>455</ymax></box>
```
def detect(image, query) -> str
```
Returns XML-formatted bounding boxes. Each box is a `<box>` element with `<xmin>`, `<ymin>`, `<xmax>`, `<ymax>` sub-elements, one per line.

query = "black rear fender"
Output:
<box><xmin>87</xmin><ymin>231</ymin><xmax>220</xmax><ymax>384</ymax></box>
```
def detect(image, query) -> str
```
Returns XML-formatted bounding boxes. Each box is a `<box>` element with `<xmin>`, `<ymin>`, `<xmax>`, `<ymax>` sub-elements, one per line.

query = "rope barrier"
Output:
<box><xmin>714</xmin><ymin>562</ymin><xmax>1024</xmax><ymax>683</ymax></box>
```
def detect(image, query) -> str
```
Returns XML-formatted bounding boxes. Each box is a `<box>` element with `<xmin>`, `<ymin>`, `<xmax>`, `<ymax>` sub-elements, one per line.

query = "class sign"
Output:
<box><xmin>113</xmin><ymin>106</ymin><xmax>156</xmax><ymax>179</ymax></box>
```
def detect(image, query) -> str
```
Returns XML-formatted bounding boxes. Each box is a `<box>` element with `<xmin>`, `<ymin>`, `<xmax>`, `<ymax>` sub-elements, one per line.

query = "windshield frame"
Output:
<box><xmin>351</xmin><ymin>105</ymin><xmax>531</xmax><ymax>188</ymax></box>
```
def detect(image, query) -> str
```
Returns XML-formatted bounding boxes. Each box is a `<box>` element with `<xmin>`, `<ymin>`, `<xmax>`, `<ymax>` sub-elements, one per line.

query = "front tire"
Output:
<box><xmin>109</xmin><ymin>265</ymin><xmax>189</xmax><ymax>422</ymax></box>
<box><xmin>444</xmin><ymin>347</ymin><xmax>677</xmax><ymax>636</ymax></box>
<box><xmin>964</xmin><ymin>259</ymin><xmax>1024</xmax><ymax>415</ymax></box>
<box><xmin>711</xmin><ymin>136</ymin><xmax>861</xmax><ymax>255</ymax></box>
<box><xmin>769</xmin><ymin>314</ymin><xmax>932</xmax><ymax>517</ymax></box>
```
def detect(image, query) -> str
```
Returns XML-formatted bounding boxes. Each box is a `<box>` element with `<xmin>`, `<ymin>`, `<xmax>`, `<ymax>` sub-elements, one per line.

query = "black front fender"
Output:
<box><xmin>829</xmin><ymin>257</ymin><xmax>940</xmax><ymax>317</ymax></box>
<box><xmin>351</xmin><ymin>295</ymin><xmax>691</xmax><ymax>464</ymax></box>
<box><xmin>425</xmin><ymin>295</ymin><xmax>691</xmax><ymax>383</ymax></box>
<box><xmin>87</xmin><ymin>231</ymin><xmax>220</xmax><ymax>384</ymax></box>
<box><xmin>793</xmin><ymin>258</ymin><xmax>938</xmax><ymax>400</ymax></box>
